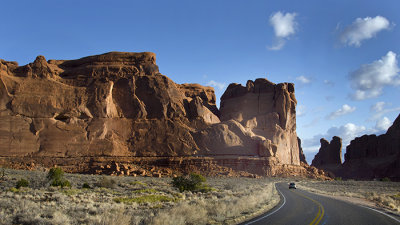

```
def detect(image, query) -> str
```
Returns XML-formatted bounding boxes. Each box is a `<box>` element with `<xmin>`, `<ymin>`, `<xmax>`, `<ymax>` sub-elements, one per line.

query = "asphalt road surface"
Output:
<box><xmin>241</xmin><ymin>183</ymin><xmax>400</xmax><ymax>225</ymax></box>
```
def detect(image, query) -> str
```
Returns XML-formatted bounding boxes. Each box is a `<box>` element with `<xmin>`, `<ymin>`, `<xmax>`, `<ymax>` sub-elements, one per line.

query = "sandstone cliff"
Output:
<box><xmin>312</xmin><ymin>136</ymin><xmax>342</xmax><ymax>167</ymax></box>
<box><xmin>0</xmin><ymin>52</ymin><xmax>213</xmax><ymax>158</ymax></box>
<box><xmin>204</xmin><ymin>79</ymin><xmax>300</xmax><ymax>165</ymax></box>
<box><xmin>297</xmin><ymin>137</ymin><xmax>307</xmax><ymax>165</ymax></box>
<box><xmin>343</xmin><ymin>114</ymin><xmax>400</xmax><ymax>180</ymax></box>
<box><xmin>0</xmin><ymin>52</ymin><xmax>305</xmax><ymax>177</ymax></box>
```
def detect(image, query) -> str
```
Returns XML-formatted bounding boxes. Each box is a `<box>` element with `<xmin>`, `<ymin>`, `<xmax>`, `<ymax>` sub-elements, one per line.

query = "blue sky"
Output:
<box><xmin>1</xmin><ymin>0</ymin><xmax>399</xmax><ymax>163</ymax></box>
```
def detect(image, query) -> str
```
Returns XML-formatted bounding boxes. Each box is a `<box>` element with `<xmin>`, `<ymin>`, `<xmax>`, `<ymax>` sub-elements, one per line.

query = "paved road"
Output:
<box><xmin>241</xmin><ymin>183</ymin><xmax>400</xmax><ymax>225</ymax></box>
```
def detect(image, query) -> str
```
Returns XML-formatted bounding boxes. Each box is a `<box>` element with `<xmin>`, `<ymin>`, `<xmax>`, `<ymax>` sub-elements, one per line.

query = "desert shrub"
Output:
<box><xmin>133</xmin><ymin>188</ymin><xmax>157</xmax><ymax>194</ymax></box>
<box><xmin>381</xmin><ymin>177</ymin><xmax>391</xmax><ymax>182</ymax></box>
<box><xmin>172</xmin><ymin>173</ymin><xmax>211</xmax><ymax>193</ymax></box>
<box><xmin>47</xmin><ymin>167</ymin><xmax>64</xmax><ymax>181</ymax></box>
<box><xmin>96</xmin><ymin>177</ymin><xmax>116</xmax><ymax>188</ymax></box>
<box><xmin>130</xmin><ymin>181</ymin><xmax>147</xmax><ymax>186</ymax></box>
<box><xmin>47</xmin><ymin>167</ymin><xmax>71</xmax><ymax>188</ymax></box>
<box><xmin>82</xmin><ymin>182</ymin><xmax>91</xmax><ymax>189</ymax></box>
<box><xmin>334</xmin><ymin>177</ymin><xmax>342</xmax><ymax>181</ymax></box>
<box><xmin>16</xmin><ymin>179</ymin><xmax>29</xmax><ymax>189</ymax></box>
<box><xmin>114</xmin><ymin>195</ymin><xmax>175</xmax><ymax>204</ymax></box>
<box><xmin>51</xmin><ymin>179</ymin><xmax>71</xmax><ymax>188</ymax></box>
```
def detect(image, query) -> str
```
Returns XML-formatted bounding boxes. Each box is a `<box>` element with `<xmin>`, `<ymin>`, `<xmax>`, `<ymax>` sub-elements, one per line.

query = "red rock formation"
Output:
<box><xmin>207</xmin><ymin>79</ymin><xmax>300</xmax><ymax>165</ymax></box>
<box><xmin>343</xmin><ymin>114</ymin><xmax>400</xmax><ymax>180</ymax></box>
<box><xmin>297</xmin><ymin>137</ymin><xmax>307</xmax><ymax>165</ymax></box>
<box><xmin>0</xmin><ymin>52</ymin><xmax>305</xmax><ymax>177</ymax></box>
<box><xmin>312</xmin><ymin>136</ymin><xmax>342</xmax><ymax>168</ymax></box>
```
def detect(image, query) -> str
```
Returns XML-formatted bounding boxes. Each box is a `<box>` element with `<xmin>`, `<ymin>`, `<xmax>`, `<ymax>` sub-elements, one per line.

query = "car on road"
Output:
<box><xmin>289</xmin><ymin>182</ymin><xmax>296</xmax><ymax>189</ymax></box>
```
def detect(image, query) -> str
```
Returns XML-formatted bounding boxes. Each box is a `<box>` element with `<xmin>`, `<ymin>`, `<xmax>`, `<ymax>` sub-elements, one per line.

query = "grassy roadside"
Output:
<box><xmin>0</xmin><ymin>168</ymin><xmax>280</xmax><ymax>225</ymax></box>
<box><xmin>296</xmin><ymin>179</ymin><xmax>400</xmax><ymax>213</ymax></box>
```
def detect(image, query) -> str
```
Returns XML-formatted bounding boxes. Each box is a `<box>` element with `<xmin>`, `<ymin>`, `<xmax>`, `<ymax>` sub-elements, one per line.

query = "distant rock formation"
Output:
<box><xmin>298</xmin><ymin>137</ymin><xmax>307</xmax><ymax>165</ymax></box>
<box><xmin>0</xmin><ymin>52</ymin><xmax>305</xmax><ymax>177</ymax></box>
<box><xmin>343</xmin><ymin>114</ymin><xmax>400</xmax><ymax>180</ymax></box>
<box><xmin>312</xmin><ymin>136</ymin><xmax>342</xmax><ymax>168</ymax></box>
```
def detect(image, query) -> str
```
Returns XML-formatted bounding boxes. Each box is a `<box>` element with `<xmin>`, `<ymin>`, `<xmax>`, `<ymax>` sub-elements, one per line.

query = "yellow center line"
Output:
<box><xmin>290</xmin><ymin>190</ymin><xmax>325</xmax><ymax>225</ymax></box>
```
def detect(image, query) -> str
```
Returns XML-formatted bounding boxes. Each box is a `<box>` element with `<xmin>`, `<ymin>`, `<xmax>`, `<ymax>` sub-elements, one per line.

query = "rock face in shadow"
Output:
<box><xmin>298</xmin><ymin>137</ymin><xmax>307</xmax><ymax>165</ymax></box>
<box><xmin>0</xmin><ymin>52</ymin><xmax>303</xmax><ymax>176</ymax></box>
<box><xmin>312</xmin><ymin>136</ymin><xmax>342</xmax><ymax>169</ymax></box>
<box><xmin>195</xmin><ymin>79</ymin><xmax>300</xmax><ymax>165</ymax></box>
<box><xmin>343</xmin><ymin>114</ymin><xmax>400</xmax><ymax>180</ymax></box>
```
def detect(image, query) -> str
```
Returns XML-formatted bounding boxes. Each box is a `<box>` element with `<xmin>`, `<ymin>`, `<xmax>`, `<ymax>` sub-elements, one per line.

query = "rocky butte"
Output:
<box><xmin>311</xmin><ymin>114</ymin><xmax>400</xmax><ymax>180</ymax></box>
<box><xmin>311</xmin><ymin>136</ymin><xmax>342</xmax><ymax>171</ymax></box>
<box><xmin>342</xmin><ymin>113</ymin><xmax>400</xmax><ymax>180</ymax></box>
<box><xmin>0</xmin><ymin>52</ymin><xmax>326</xmax><ymax>178</ymax></box>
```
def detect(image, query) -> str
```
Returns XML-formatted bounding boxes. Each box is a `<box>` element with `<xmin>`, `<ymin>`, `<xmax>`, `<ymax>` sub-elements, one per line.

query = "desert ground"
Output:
<box><xmin>0</xmin><ymin>168</ymin><xmax>279</xmax><ymax>225</ymax></box>
<box><xmin>297</xmin><ymin>179</ymin><xmax>400</xmax><ymax>213</ymax></box>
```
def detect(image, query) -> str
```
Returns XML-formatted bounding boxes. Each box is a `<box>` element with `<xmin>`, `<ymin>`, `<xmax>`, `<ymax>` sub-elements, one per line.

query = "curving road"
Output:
<box><xmin>241</xmin><ymin>183</ymin><xmax>400</xmax><ymax>225</ymax></box>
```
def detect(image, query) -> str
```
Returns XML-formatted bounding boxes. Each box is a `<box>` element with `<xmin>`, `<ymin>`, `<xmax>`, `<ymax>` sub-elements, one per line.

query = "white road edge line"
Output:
<box><xmin>357</xmin><ymin>204</ymin><xmax>400</xmax><ymax>224</ymax></box>
<box><xmin>245</xmin><ymin>184</ymin><xmax>286</xmax><ymax>225</ymax></box>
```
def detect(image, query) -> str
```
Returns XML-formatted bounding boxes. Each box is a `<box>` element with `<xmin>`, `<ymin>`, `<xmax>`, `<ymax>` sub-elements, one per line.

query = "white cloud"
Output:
<box><xmin>323</xmin><ymin>80</ymin><xmax>334</xmax><ymax>87</ymax></box>
<box><xmin>296</xmin><ymin>75</ymin><xmax>311</xmax><ymax>84</ymax></box>
<box><xmin>371</xmin><ymin>101</ymin><xmax>386</xmax><ymax>112</ymax></box>
<box><xmin>297</xmin><ymin>105</ymin><xmax>306</xmax><ymax>117</ymax></box>
<box><xmin>207</xmin><ymin>80</ymin><xmax>226</xmax><ymax>91</ymax></box>
<box><xmin>327</xmin><ymin>104</ymin><xmax>356</xmax><ymax>120</ymax></box>
<box><xmin>268</xmin><ymin>11</ymin><xmax>297</xmax><ymax>50</ymax></box>
<box><xmin>350</xmin><ymin>51</ymin><xmax>400</xmax><ymax>100</ymax></box>
<box><xmin>368</xmin><ymin>102</ymin><xmax>400</xmax><ymax>121</ymax></box>
<box><xmin>340</xmin><ymin>16</ymin><xmax>391</xmax><ymax>47</ymax></box>
<box><xmin>375</xmin><ymin>117</ymin><xmax>392</xmax><ymax>131</ymax></box>
<box><xmin>302</xmin><ymin>123</ymin><xmax>367</xmax><ymax>155</ymax></box>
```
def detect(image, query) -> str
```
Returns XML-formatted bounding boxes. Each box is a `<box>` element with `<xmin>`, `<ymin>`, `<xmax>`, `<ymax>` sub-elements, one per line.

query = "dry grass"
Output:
<box><xmin>297</xmin><ymin>179</ymin><xmax>400</xmax><ymax>212</ymax></box>
<box><xmin>0</xmin><ymin>168</ymin><xmax>279</xmax><ymax>225</ymax></box>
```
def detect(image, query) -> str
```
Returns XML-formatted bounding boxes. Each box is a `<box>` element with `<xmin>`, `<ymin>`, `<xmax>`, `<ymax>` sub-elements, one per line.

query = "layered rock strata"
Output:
<box><xmin>0</xmin><ymin>52</ymin><xmax>303</xmax><ymax>177</ymax></box>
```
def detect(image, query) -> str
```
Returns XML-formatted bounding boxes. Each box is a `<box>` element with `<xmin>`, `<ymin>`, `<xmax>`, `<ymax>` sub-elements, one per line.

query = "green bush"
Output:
<box><xmin>172</xmin><ymin>173</ymin><xmax>211</xmax><ymax>193</ymax></box>
<box><xmin>47</xmin><ymin>167</ymin><xmax>64</xmax><ymax>181</ymax></box>
<box><xmin>82</xmin><ymin>182</ymin><xmax>91</xmax><ymax>189</ymax></box>
<box><xmin>16</xmin><ymin>178</ymin><xmax>29</xmax><ymax>189</ymax></box>
<box><xmin>47</xmin><ymin>167</ymin><xmax>71</xmax><ymax>188</ymax></box>
<box><xmin>334</xmin><ymin>177</ymin><xmax>342</xmax><ymax>181</ymax></box>
<box><xmin>381</xmin><ymin>177</ymin><xmax>391</xmax><ymax>182</ymax></box>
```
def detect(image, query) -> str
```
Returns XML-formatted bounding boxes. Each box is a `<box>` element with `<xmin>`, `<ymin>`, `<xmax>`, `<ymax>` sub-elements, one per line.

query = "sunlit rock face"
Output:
<box><xmin>343</xmin><ymin>114</ymin><xmax>400</xmax><ymax>180</ymax></box>
<box><xmin>0</xmin><ymin>52</ymin><xmax>303</xmax><ymax>175</ymax></box>
<box><xmin>196</xmin><ymin>78</ymin><xmax>300</xmax><ymax>165</ymax></box>
<box><xmin>0</xmin><ymin>52</ymin><xmax>218</xmax><ymax>157</ymax></box>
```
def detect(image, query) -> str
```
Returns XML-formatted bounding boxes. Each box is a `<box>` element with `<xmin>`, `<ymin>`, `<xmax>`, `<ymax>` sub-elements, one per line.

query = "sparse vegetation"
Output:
<box><xmin>0</xmin><ymin>168</ymin><xmax>280</xmax><ymax>225</ymax></box>
<box><xmin>82</xmin><ymin>182</ymin><xmax>91</xmax><ymax>189</ymax></box>
<box><xmin>47</xmin><ymin>167</ymin><xmax>71</xmax><ymax>188</ymax></box>
<box><xmin>133</xmin><ymin>188</ymin><xmax>158</xmax><ymax>194</ymax></box>
<box><xmin>172</xmin><ymin>173</ymin><xmax>212</xmax><ymax>193</ymax></box>
<box><xmin>96</xmin><ymin>176</ymin><xmax>116</xmax><ymax>188</ymax></box>
<box><xmin>15</xmin><ymin>178</ymin><xmax>29</xmax><ymax>189</ymax></box>
<box><xmin>114</xmin><ymin>195</ymin><xmax>176</xmax><ymax>204</ymax></box>
<box><xmin>297</xmin><ymin>179</ymin><xmax>400</xmax><ymax>212</ymax></box>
